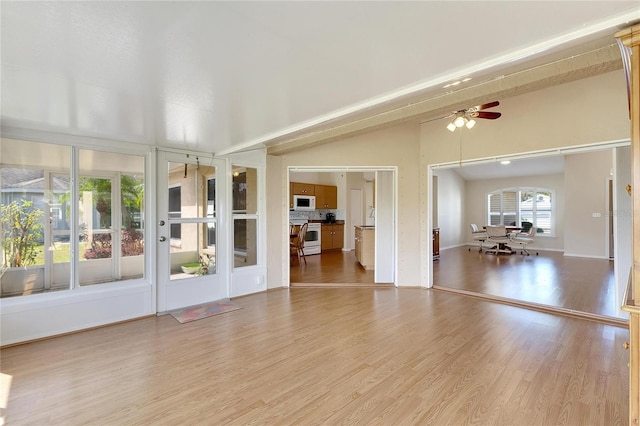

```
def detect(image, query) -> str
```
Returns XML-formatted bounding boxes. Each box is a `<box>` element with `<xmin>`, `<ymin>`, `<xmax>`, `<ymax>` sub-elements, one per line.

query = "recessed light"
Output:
<box><xmin>500</xmin><ymin>160</ymin><xmax>511</xmax><ymax>165</ymax></box>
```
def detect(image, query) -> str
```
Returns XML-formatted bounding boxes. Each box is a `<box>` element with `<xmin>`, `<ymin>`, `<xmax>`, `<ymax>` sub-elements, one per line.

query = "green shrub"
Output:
<box><xmin>1</xmin><ymin>200</ymin><xmax>44</xmax><ymax>267</ymax></box>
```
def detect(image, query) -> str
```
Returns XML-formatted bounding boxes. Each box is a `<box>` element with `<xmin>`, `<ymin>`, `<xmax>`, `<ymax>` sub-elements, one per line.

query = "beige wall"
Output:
<box><xmin>564</xmin><ymin>150</ymin><xmax>613</xmax><ymax>257</ymax></box>
<box><xmin>266</xmin><ymin>69</ymin><xmax>630</xmax><ymax>289</ymax></box>
<box><xmin>433</xmin><ymin>168</ymin><xmax>466</xmax><ymax>249</ymax></box>
<box><xmin>420</xmin><ymin>71</ymin><xmax>629</xmax><ymax>166</ymax></box>
<box><xmin>267</xmin><ymin>123</ymin><xmax>421</xmax><ymax>288</ymax></box>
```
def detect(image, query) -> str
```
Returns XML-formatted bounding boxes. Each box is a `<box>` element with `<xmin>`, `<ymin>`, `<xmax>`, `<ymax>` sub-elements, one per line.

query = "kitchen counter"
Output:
<box><xmin>354</xmin><ymin>226</ymin><xmax>374</xmax><ymax>270</ymax></box>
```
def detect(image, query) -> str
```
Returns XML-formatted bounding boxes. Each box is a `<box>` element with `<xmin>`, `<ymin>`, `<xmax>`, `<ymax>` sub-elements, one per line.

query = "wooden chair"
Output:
<box><xmin>290</xmin><ymin>223</ymin><xmax>308</xmax><ymax>265</ymax></box>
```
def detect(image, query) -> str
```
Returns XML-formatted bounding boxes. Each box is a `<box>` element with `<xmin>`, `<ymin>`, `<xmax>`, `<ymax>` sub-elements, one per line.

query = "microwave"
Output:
<box><xmin>293</xmin><ymin>195</ymin><xmax>316</xmax><ymax>211</ymax></box>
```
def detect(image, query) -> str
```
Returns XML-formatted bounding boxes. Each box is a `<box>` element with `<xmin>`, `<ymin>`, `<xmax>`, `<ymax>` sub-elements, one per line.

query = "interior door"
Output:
<box><xmin>156</xmin><ymin>150</ymin><xmax>228</xmax><ymax>312</ymax></box>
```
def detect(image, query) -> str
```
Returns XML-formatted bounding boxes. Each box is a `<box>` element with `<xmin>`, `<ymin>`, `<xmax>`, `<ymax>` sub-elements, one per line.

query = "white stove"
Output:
<box><xmin>289</xmin><ymin>214</ymin><xmax>321</xmax><ymax>255</ymax></box>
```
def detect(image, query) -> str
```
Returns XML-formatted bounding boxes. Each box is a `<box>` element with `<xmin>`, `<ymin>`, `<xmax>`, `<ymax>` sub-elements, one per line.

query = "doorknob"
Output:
<box><xmin>159</xmin><ymin>220</ymin><xmax>165</xmax><ymax>226</ymax></box>
<box><xmin>159</xmin><ymin>236</ymin><xmax>166</xmax><ymax>242</ymax></box>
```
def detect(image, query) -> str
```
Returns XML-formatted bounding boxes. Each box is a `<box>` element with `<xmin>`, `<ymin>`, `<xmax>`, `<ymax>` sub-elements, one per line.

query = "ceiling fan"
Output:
<box><xmin>423</xmin><ymin>101</ymin><xmax>502</xmax><ymax>131</ymax></box>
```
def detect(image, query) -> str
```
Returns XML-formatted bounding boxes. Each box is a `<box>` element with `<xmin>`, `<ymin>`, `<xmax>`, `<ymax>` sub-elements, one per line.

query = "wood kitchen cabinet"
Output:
<box><xmin>290</xmin><ymin>182</ymin><xmax>316</xmax><ymax>209</ymax></box>
<box><xmin>315</xmin><ymin>184</ymin><xmax>338</xmax><ymax>209</ymax></box>
<box><xmin>321</xmin><ymin>224</ymin><xmax>343</xmax><ymax>251</ymax></box>
<box><xmin>355</xmin><ymin>226</ymin><xmax>374</xmax><ymax>270</ymax></box>
<box><xmin>292</xmin><ymin>182</ymin><xmax>315</xmax><ymax>196</ymax></box>
<box><xmin>289</xmin><ymin>182</ymin><xmax>337</xmax><ymax>209</ymax></box>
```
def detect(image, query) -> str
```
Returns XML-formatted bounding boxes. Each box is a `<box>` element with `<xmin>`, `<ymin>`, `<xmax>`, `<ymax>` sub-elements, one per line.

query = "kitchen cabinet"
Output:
<box><xmin>292</xmin><ymin>182</ymin><xmax>315</xmax><ymax>196</ymax></box>
<box><xmin>315</xmin><ymin>184</ymin><xmax>337</xmax><ymax>209</ymax></box>
<box><xmin>321</xmin><ymin>224</ymin><xmax>344</xmax><ymax>251</ymax></box>
<box><xmin>290</xmin><ymin>182</ymin><xmax>316</xmax><ymax>209</ymax></box>
<box><xmin>290</xmin><ymin>182</ymin><xmax>337</xmax><ymax>209</ymax></box>
<box><xmin>355</xmin><ymin>226</ymin><xmax>374</xmax><ymax>270</ymax></box>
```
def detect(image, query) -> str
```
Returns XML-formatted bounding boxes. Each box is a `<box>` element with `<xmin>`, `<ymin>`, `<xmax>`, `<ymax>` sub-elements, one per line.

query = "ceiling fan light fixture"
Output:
<box><xmin>446</xmin><ymin>122</ymin><xmax>457</xmax><ymax>132</ymax></box>
<box><xmin>454</xmin><ymin>116</ymin><xmax>466</xmax><ymax>128</ymax></box>
<box><xmin>465</xmin><ymin>119</ymin><xmax>476</xmax><ymax>129</ymax></box>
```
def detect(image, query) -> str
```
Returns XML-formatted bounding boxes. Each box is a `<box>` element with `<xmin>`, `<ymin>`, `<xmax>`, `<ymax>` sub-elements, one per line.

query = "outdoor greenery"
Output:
<box><xmin>79</xmin><ymin>175</ymin><xmax>145</xmax><ymax>259</ymax></box>
<box><xmin>1</xmin><ymin>199</ymin><xmax>44</xmax><ymax>267</ymax></box>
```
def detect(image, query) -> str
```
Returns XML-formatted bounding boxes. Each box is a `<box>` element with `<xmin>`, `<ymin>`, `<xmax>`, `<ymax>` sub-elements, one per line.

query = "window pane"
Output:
<box><xmin>169</xmin><ymin>222</ymin><xmax>216</xmax><ymax>280</ymax></box>
<box><xmin>79</xmin><ymin>150</ymin><xmax>145</xmax><ymax>285</ymax></box>
<box><xmin>536</xmin><ymin>191</ymin><xmax>552</xmax><ymax>234</ymax></box>
<box><xmin>234</xmin><ymin>218</ymin><xmax>257</xmax><ymax>268</ymax></box>
<box><xmin>1</xmin><ymin>140</ymin><xmax>71</xmax><ymax>298</ymax></box>
<box><xmin>233</xmin><ymin>166</ymin><xmax>257</xmax><ymax>214</ymax></box>
<box><xmin>120</xmin><ymin>171</ymin><xmax>145</xmax><ymax>280</ymax></box>
<box><xmin>166</xmin><ymin>162</ymin><xmax>216</xmax><ymax>279</ymax></box>
<box><xmin>503</xmin><ymin>191</ymin><xmax>517</xmax><ymax>226</ymax></box>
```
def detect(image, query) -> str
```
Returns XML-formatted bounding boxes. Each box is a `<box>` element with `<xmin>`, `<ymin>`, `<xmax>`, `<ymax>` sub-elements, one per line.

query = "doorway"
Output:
<box><xmin>287</xmin><ymin>168</ymin><xmax>396</xmax><ymax>286</ymax></box>
<box><xmin>429</xmin><ymin>143</ymin><xmax>631</xmax><ymax>322</ymax></box>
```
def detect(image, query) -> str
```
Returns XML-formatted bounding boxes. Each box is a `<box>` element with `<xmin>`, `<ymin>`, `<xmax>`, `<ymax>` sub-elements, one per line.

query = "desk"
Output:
<box><xmin>483</xmin><ymin>226</ymin><xmax>521</xmax><ymax>233</ymax></box>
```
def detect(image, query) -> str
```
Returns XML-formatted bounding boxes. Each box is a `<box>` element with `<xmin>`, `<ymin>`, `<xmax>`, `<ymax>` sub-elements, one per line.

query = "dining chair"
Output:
<box><xmin>290</xmin><ymin>222</ymin><xmax>308</xmax><ymax>265</ymax></box>
<box><xmin>484</xmin><ymin>225</ymin><xmax>512</xmax><ymax>255</ymax></box>
<box><xmin>468</xmin><ymin>223</ymin><xmax>488</xmax><ymax>252</ymax></box>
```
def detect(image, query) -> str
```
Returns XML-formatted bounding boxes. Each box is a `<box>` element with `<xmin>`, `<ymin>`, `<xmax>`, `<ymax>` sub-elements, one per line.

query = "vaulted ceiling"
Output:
<box><xmin>1</xmin><ymin>1</ymin><xmax>639</xmax><ymax>156</ymax></box>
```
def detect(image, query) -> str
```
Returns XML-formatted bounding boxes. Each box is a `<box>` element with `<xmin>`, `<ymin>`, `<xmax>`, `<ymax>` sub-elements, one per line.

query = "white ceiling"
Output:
<box><xmin>1</xmin><ymin>1</ymin><xmax>639</xmax><ymax>155</ymax></box>
<box><xmin>446</xmin><ymin>155</ymin><xmax>565</xmax><ymax>181</ymax></box>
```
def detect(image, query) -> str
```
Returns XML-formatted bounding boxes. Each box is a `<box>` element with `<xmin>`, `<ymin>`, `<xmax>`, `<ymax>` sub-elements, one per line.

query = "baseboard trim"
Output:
<box><xmin>432</xmin><ymin>285</ymin><xmax>628</xmax><ymax>328</ymax></box>
<box><xmin>0</xmin><ymin>314</ymin><xmax>156</xmax><ymax>348</ymax></box>
<box><xmin>290</xmin><ymin>282</ymin><xmax>395</xmax><ymax>288</ymax></box>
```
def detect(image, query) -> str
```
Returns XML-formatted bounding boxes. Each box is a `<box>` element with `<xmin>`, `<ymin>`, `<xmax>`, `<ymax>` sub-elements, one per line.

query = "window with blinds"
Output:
<box><xmin>487</xmin><ymin>188</ymin><xmax>553</xmax><ymax>235</ymax></box>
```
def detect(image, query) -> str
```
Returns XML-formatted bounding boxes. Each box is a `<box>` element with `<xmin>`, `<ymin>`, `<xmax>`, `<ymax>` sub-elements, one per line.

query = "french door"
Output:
<box><xmin>156</xmin><ymin>150</ymin><xmax>228</xmax><ymax>312</ymax></box>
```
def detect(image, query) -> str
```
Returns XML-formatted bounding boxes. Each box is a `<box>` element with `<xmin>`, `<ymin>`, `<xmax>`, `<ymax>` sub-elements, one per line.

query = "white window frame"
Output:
<box><xmin>487</xmin><ymin>187</ymin><xmax>555</xmax><ymax>237</ymax></box>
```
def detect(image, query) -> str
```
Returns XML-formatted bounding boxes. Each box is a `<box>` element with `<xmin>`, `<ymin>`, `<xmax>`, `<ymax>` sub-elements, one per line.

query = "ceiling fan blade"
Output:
<box><xmin>476</xmin><ymin>111</ymin><xmax>502</xmax><ymax>120</ymax></box>
<box><xmin>475</xmin><ymin>101</ymin><xmax>500</xmax><ymax>111</ymax></box>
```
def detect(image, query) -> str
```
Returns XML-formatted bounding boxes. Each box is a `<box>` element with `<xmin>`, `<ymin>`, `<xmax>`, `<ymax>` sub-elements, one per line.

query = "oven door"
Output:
<box><xmin>304</xmin><ymin>223</ymin><xmax>321</xmax><ymax>255</ymax></box>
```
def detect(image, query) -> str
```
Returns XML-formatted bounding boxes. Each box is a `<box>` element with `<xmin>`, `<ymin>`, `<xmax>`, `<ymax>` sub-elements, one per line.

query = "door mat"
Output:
<box><xmin>170</xmin><ymin>299</ymin><xmax>242</xmax><ymax>324</ymax></box>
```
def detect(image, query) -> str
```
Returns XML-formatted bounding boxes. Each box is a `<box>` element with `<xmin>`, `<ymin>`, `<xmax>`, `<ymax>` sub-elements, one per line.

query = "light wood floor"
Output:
<box><xmin>1</xmin><ymin>288</ymin><xmax>629</xmax><ymax>425</ymax></box>
<box><xmin>292</xmin><ymin>247</ymin><xmax>619</xmax><ymax>321</ymax></box>
<box><xmin>434</xmin><ymin>246</ymin><xmax>618</xmax><ymax>319</ymax></box>
<box><xmin>290</xmin><ymin>250</ymin><xmax>376</xmax><ymax>285</ymax></box>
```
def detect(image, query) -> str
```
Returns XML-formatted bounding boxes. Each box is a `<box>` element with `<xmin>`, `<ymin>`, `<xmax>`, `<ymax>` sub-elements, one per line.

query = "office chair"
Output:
<box><xmin>484</xmin><ymin>225</ymin><xmax>513</xmax><ymax>255</ymax></box>
<box><xmin>510</xmin><ymin>226</ymin><xmax>538</xmax><ymax>255</ymax></box>
<box><xmin>468</xmin><ymin>224</ymin><xmax>488</xmax><ymax>252</ymax></box>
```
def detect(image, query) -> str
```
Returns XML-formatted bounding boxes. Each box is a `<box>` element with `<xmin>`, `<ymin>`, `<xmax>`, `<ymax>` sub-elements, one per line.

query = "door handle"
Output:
<box><xmin>159</xmin><ymin>220</ymin><xmax>165</xmax><ymax>226</ymax></box>
<box><xmin>159</xmin><ymin>236</ymin><xmax>166</xmax><ymax>242</ymax></box>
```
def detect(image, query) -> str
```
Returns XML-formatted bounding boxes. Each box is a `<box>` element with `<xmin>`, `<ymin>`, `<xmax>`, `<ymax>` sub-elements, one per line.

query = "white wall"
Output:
<box><xmin>614</xmin><ymin>146</ymin><xmax>632</xmax><ymax>317</ymax></box>
<box><xmin>564</xmin><ymin>150</ymin><xmax>612</xmax><ymax>258</ymax></box>
<box><xmin>433</xmin><ymin>168</ymin><xmax>466</xmax><ymax>249</ymax></box>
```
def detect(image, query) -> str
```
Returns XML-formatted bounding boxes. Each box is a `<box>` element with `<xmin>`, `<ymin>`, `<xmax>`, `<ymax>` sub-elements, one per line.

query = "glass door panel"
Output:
<box><xmin>166</xmin><ymin>162</ymin><xmax>217</xmax><ymax>281</ymax></box>
<box><xmin>157</xmin><ymin>152</ymin><xmax>226</xmax><ymax>312</ymax></box>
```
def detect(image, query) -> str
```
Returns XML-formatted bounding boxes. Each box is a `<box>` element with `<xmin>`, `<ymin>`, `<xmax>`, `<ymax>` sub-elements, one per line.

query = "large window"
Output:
<box><xmin>0</xmin><ymin>140</ymin><xmax>146</xmax><ymax>298</ymax></box>
<box><xmin>488</xmin><ymin>188</ymin><xmax>553</xmax><ymax>235</ymax></box>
